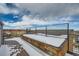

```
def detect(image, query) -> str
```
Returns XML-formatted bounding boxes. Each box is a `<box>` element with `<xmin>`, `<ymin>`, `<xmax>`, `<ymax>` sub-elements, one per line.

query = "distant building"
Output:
<box><xmin>3</xmin><ymin>29</ymin><xmax>26</xmax><ymax>38</ymax></box>
<box><xmin>0</xmin><ymin>22</ymin><xmax>4</xmax><ymax>46</ymax></box>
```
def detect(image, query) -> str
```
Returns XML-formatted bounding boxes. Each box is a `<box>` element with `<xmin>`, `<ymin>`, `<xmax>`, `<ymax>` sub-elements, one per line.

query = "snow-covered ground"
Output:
<box><xmin>0</xmin><ymin>45</ymin><xmax>10</xmax><ymax>56</ymax></box>
<box><xmin>65</xmin><ymin>53</ymin><xmax>73</xmax><ymax>56</ymax></box>
<box><xmin>0</xmin><ymin>45</ymin><xmax>20</xmax><ymax>56</ymax></box>
<box><xmin>5</xmin><ymin>37</ymin><xmax>49</xmax><ymax>56</ymax></box>
<box><xmin>23</xmin><ymin>34</ymin><xmax>67</xmax><ymax>47</ymax></box>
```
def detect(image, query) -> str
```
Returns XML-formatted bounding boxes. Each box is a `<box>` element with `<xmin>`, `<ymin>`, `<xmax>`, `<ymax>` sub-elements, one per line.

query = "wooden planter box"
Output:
<box><xmin>21</xmin><ymin>35</ymin><xmax>68</xmax><ymax>56</ymax></box>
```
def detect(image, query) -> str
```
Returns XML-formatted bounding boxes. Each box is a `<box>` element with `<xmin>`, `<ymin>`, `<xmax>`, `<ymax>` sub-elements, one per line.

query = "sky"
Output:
<box><xmin>0</xmin><ymin>3</ymin><xmax>79</xmax><ymax>30</ymax></box>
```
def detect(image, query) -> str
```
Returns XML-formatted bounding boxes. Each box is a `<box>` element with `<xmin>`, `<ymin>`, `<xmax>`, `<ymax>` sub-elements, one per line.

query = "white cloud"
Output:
<box><xmin>3</xmin><ymin>15</ymin><xmax>73</xmax><ymax>28</ymax></box>
<box><xmin>16</xmin><ymin>3</ymin><xmax>79</xmax><ymax>18</ymax></box>
<box><xmin>0</xmin><ymin>4</ymin><xmax>9</xmax><ymax>14</ymax></box>
<box><xmin>3</xmin><ymin>15</ymin><xmax>50</xmax><ymax>29</ymax></box>
<box><xmin>11</xmin><ymin>3</ymin><xmax>79</xmax><ymax>23</ymax></box>
<box><xmin>1</xmin><ymin>3</ymin><xmax>79</xmax><ymax>22</ymax></box>
<box><xmin>58</xmin><ymin>16</ymin><xmax>72</xmax><ymax>23</ymax></box>
<box><xmin>0</xmin><ymin>3</ymin><xmax>19</xmax><ymax>14</ymax></box>
<box><xmin>2</xmin><ymin>3</ymin><xmax>79</xmax><ymax>29</ymax></box>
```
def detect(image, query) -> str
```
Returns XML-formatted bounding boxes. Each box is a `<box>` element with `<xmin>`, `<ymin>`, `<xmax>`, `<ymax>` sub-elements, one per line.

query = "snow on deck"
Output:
<box><xmin>65</xmin><ymin>53</ymin><xmax>73</xmax><ymax>56</ymax></box>
<box><xmin>0</xmin><ymin>45</ymin><xmax>10</xmax><ymax>56</ymax></box>
<box><xmin>5</xmin><ymin>37</ymin><xmax>49</xmax><ymax>56</ymax></box>
<box><xmin>0</xmin><ymin>45</ymin><xmax>19</xmax><ymax>56</ymax></box>
<box><xmin>23</xmin><ymin>34</ymin><xmax>67</xmax><ymax>47</ymax></box>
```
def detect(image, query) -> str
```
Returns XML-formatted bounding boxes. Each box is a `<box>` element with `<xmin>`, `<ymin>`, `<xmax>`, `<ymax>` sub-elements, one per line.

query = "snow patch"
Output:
<box><xmin>23</xmin><ymin>34</ymin><xmax>67</xmax><ymax>47</ymax></box>
<box><xmin>5</xmin><ymin>37</ymin><xmax>49</xmax><ymax>56</ymax></box>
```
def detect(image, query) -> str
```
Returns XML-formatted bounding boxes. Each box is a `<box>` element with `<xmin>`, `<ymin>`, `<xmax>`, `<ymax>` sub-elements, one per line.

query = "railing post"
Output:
<box><xmin>45</xmin><ymin>26</ymin><xmax>47</xmax><ymax>36</ymax></box>
<box><xmin>35</xmin><ymin>27</ymin><xmax>37</xmax><ymax>34</ymax></box>
<box><xmin>1</xmin><ymin>23</ymin><xmax>4</xmax><ymax>45</ymax></box>
<box><xmin>67</xmin><ymin>23</ymin><xmax>69</xmax><ymax>51</ymax></box>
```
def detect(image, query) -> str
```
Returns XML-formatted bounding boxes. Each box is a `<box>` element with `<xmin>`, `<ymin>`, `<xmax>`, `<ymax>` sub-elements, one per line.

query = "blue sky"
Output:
<box><xmin>0</xmin><ymin>3</ymin><xmax>79</xmax><ymax>30</ymax></box>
